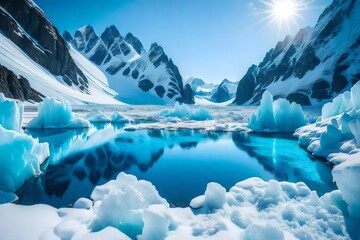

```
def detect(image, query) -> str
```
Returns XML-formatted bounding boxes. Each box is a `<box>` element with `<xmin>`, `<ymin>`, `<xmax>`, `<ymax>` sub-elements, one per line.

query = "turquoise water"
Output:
<box><xmin>17</xmin><ymin>125</ymin><xmax>336</xmax><ymax>207</ymax></box>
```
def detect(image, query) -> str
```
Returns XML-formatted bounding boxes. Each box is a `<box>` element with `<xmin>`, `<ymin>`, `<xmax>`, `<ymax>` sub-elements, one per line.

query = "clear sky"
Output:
<box><xmin>34</xmin><ymin>0</ymin><xmax>332</xmax><ymax>83</ymax></box>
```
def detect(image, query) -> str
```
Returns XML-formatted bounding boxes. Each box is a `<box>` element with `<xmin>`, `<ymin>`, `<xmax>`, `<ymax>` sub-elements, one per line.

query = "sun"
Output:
<box><xmin>258</xmin><ymin>0</ymin><xmax>307</xmax><ymax>34</ymax></box>
<box><xmin>272</xmin><ymin>0</ymin><xmax>297</xmax><ymax>21</ymax></box>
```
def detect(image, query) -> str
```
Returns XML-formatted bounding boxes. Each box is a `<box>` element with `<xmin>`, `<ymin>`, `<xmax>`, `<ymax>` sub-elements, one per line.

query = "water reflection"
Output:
<box><xmin>17</xmin><ymin>126</ymin><xmax>336</xmax><ymax>208</ymax></box>
<box><xmin>231</xmin><ymin>132</ymin><xmax>336</xmax><ymax>195</ymax></box>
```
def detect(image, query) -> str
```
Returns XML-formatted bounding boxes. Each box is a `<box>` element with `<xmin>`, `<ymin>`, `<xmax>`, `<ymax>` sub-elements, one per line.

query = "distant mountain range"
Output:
<box><xmin>234</xmin><ymin>0</ymin><xmax>360</xmax><ymax>106</ymax></box>
<box><xmin>186</xmin><ymin>78</ymin><xmax>238</xmax><ymax>103</ymax></box>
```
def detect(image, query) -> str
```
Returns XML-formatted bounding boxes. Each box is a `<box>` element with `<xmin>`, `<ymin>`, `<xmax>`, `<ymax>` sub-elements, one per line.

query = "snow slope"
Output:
<box><xmin>0</xmin><ymin>33</ymin><xmax>120</xmax><ymax>104</ymax></box>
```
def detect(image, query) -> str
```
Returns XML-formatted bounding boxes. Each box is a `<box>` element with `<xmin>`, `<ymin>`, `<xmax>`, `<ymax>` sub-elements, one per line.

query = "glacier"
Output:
<box><xmin>248</xmin><ymin>91</ymin><xmax>307</xmax><ymax>132</ymax></box>
<box><xmin>0</xmin><ymin>95</ymin><xmax>49</xmax><ymax>203</ymax></box>
<box><xmin>26</xmin><ymin>97</ymin><xmax>90</xmax><ymax>129</ymax></box>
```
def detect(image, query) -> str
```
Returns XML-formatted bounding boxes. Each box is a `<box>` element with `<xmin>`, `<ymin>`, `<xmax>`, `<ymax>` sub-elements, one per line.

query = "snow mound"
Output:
<box><xmin>27</xmin><ymin>97</ymin><xmax>90</xmax><ymax>129</ymax></box>
<box><xmin>190</xmin><ymin>182</ymin><xmax>226</xmax><ymax>210</ymax></box>
<box><xmin>248</xmin><ymin>91</ymin><xmax>307</xmax><ymax>132</ymax></box>
<box><xmin>0</xmin><ymin>174</ymin><xmax>349</xmax><ymax>239</ymax></box>
<box><xmin>159</xmin><ymin>102</ymin><xmax>213</xmax><ymax>121</ymax></box>
<box><xmin>0</xmin><ymin>93</ymin><xmax>23</xmax><ymax>132</ymax></box>
<box><xmin>91</xmin><ymin>172</ymin><xmax>169</xmax><ymax>238</ymax></box>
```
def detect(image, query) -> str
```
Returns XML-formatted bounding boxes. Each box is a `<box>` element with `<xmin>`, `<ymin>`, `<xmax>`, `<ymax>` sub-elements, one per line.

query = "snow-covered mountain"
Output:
<box><xmin>0</xmin><ymin>0</ymin><xmax>119</xmax><ymax>104</ymax></box>
<box><xmin>65</xmin><ymin>26</ymin><xmax>194</xmax><ymax>104</ymax></box>
<box><xmin>186</xmin><ymin>77</ymin><xmax>218</xmax><ymax>97</ymax></box>
<box><xmin>211</xmin><ymin>79</ymin><xmax>238</xmax><ymax>103</ymax></box>
<box><xmin>234</xmin><ymin>0</ymin><xmax>360</xmax><ymax>106</ymax></box>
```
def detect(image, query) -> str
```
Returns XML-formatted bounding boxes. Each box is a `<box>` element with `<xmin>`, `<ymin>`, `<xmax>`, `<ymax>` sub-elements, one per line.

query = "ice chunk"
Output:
<box><xmin>158</xmin><ymin>102</ymin><xmax>213</xmax><ymax>121</ymax></box>
<box><xmin>333</xmin><ymin>152</ymin><xmax>360</xmax><ymax>219</ymax></box>
<box><xmin>86</xmin><ymin>113</ymin><xmax>111</xmax><ymax>123</ymax></box>
<box><xmin>27</xmin><ymin>97</ymin><xmax>90</xmax><ymax>129</ymax></box>
<box><xmin>91</xmin><ymin>172</ymin><xmax>168</xmax><ymax>238</ymax></box>
<box><xmin>0</xmin><ymin>126</ymin><xmax>49</xmax><ymax>197</ymax></box>
<box><xmin>322</xmin><ymin>81</ymin><xmax>360</xmax><ymax>119</ymax></box>
<box><xmin>0</xmin><ymin>93</ymin><xmax>23</xmax><ymax>132</ymax></box>
<box><xmin>349</xmin><ymin>118</ymin><xmax>360</xmax><ymax>148</ymax></box>
<box><xmin>111</xmin><ymin>112</ymin><xmax>131</xmax><ymax>123</ymax></box>
<box><xmin>248</xmin><ymin>91</ymin><xmax>306</xmax><ymax>132</ymax></box>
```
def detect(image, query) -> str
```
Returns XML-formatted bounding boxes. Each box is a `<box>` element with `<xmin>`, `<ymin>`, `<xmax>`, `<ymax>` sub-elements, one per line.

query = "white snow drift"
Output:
<box><xmin>27</xmin><ymin>97</ymin><xmax>90</xmax><ymax>129</ymax></box>
<box><xmin>0</xmin><ymin>173</ymin><xmax>349</xmax><ymax>239</ymax></box>
<box><xmin>0</xmin><ymin>95</ymin><xmax>49</xmax><ymax>203</ymax></box>
<box><xmin>248</xmin><ymin>91</ymin><xmax>307</xmax><ymax>132</ymax></box>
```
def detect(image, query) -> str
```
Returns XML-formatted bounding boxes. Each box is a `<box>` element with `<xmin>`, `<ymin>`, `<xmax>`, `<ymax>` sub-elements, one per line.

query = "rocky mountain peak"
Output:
<box><xmin>101</xmin><ymin>25</ymin><xmax>122</xmax><ymax>46</ymax></box>
<box><xmin>125</xmin><ymin>32</ymin><xmax>145</xmax><ymax>54</ymax></box>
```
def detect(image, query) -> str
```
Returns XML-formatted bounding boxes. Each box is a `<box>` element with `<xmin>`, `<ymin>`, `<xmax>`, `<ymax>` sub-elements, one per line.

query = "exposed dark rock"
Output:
<box><xmin>120</xmin><ymin>42</ymin><xmax>131</xmax><ymax>56</ymax></box>
<box><xmin>89</xmin><ymin>44</ymin><xmax>107</xmax><ymax>65</ymax></box>
<box><xmin>0</xmin><ymin>64</ymin><xmax>43</xmax><ymax>102</ymax></box>
<box><xmin>131</xmin><ymin>69</ymin><xmax>139</xmax><ymax>79</ymax></box>
<box><xmin>183</xmin><ymin>83</ymin><xmax>195</xmax><ymax>104</ymax></box>
<box><xmin>100</xmin><ymin>25</ymin><xmax>121</xmax><ymax>47</ymax></box>
<box><xmin>138</xmin><ymin>79</ymin><xmax>154</xmax><ymax>92</ymax></box>
<box><xmin>122</xmin><ymin>67</ymin><xmax>131</xmax><ymax>76</ymax></box>
<box><xmin>106</xmin><ymin>62</ymin><xmax>126</xmax><ymax>75</ymax></box>
<box><xmin>234</xmin><ymin>65</ymin><xmax>257</xmax><ymax>105</ymax></box>
<box><xmin>293</xmin><ymin>46</ymin><xmax>320</xmax><ymax>79</ymax></box>
<box><xmin>286</xmin><ymin>92</ymin><xmax>311</xmax><ymax>105</ymax></box>
<box><xmin>154</xmin><ymin>85</ymin><xmax>165</xmax><ymax>98</ymax></box>
<box><xmin>125</xmin><ymin>33</ymin><xmax>145</xmax><ymax>54</ymax></box>
<box><xmin>311</xmin><ymin>80</ymin><xmax>331</xmax><ymax>100</ymax></box>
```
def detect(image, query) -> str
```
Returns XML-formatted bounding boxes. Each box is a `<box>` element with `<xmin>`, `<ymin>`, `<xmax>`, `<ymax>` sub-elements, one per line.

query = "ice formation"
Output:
<box><xmin>295</xmin><ymin>82</ymin><xmax>360</xmax><ymax>219</ymax></box>
<box><xmin>159</xmin><ymin>102</ymin><xmax>213</xmax><ymax>121</ymax></box>
<box><xmin>0</xmin><ymin>173</ymin><xmax>349</xmax><ymax>239</ymax></box>
<box><xmin>248</xmin><ymin>91</ymin><xmax>307</xmax><ymax>132</ymax></box>
<box><xmin>0</xmin><ymin>95</ymin><xmax>49</xmax><ymax>203</ymax></box>
<box><xmin>86</xmin><ymin>113</ymin><xmax>111</xmax><ymax>123</ymax></box>
<box><xmin>26</xmin><ymin>97</ymin><xmax>90</xmax><ymax>129</ymax></box>
<box><xmin>111</xmin><ymin>112</ymin><xmax>131</xmax><ymax>123</ymax></box>
<box><xmin>91</xmin><ymin>173</ymin><xmax>169</xmax><ymax>238</ymax></box>
<box><xmin>322</xmin><ymin>81</ymin><xmax>360</xmax><ymax>120</ymax></box>
<box><xmin>0</xmin><ymin>93</ymin><xmax>23</xmax><ymax>132</ymax></box>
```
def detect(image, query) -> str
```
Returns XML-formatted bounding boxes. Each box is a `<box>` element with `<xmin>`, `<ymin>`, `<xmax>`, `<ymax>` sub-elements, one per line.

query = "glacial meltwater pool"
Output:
<box><xmin>17</xmin><ymin>124</ymin><xmax>336</xmax><ymax>208</ymax></box>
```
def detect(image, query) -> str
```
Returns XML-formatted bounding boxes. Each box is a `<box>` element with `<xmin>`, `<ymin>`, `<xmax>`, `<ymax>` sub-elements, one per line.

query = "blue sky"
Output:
<box><xmin>34</xmin><ymin>0</ymin><xmax>332</xmax><ymax>83</ymax></box>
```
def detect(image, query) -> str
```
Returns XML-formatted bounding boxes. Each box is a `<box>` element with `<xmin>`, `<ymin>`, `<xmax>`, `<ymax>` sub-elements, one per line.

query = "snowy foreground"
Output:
<box><xmin>0</xmin><ymin>172</ymin><xmax>349</xmax><ymax>240</ymax></box>
<box><xmin>1</xmin><ymin>87</ymin><xmax>360</xmax><ymax>239</ymax></box>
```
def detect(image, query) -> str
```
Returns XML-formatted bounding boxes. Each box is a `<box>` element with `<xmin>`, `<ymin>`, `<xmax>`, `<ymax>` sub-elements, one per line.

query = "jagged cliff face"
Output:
<box><xmin>65</xmin><ymin>25</ymin><xmax>192</xmax><ymax>104</ymax></box>
<box><xmin>235</xmin><ymin>0</ymin><xmax>360</xmax><ymax>106</ymax></box>
<box><xmin>0</xmin><ymin>0</ymin><xmax>89</xmax><ymax>96</ymax></box>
